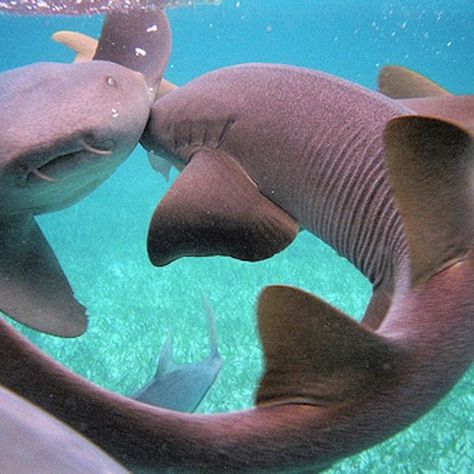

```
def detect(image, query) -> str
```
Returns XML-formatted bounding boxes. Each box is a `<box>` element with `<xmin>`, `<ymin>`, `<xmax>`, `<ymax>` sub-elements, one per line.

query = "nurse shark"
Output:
<box><xmin>1</xmin><ymin>52</ymin><xmax>472</xmax><ymax>472</ymax></box>
<box><xmin>0</xmin><ymin>9</ymin><xmax>171</xmax><ymax>337</ymax></box>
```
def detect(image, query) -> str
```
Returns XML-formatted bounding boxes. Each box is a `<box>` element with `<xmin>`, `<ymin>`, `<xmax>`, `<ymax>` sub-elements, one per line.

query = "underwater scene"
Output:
<box><xmin>0</xmin><ymin>0</ymin><xmax>473</xmax><ymax>472</ymax></box>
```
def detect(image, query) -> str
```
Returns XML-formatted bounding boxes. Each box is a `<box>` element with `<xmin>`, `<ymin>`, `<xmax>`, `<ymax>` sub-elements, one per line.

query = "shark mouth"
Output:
<box><xmin>27</xmin><ymin>140</ymin><xmax>113</xmax><ymax>184</ymax></box>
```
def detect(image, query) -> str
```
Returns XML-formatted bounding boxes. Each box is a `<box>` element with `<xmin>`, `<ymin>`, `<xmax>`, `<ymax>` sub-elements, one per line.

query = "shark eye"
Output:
<box><xmin>105</xmin><ymin>76</ymin><xmax>117</xmax><ymax>88</ymax></box>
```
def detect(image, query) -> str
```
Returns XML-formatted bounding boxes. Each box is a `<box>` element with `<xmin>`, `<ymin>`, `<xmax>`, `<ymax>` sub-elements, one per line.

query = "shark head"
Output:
<box><xmin>0</xmin><ymin>9</ymin><xmax>171</xmax><ymax>337</ymax></box>
<box><xmin>0</xmin><ymin>60</ymin><xmax>151</xmax><ymax>216</ymax></box>
<box><xmin>0</xmin><ymin>59</ymin><xmax>151</xmax><ymax>337</ymax></box>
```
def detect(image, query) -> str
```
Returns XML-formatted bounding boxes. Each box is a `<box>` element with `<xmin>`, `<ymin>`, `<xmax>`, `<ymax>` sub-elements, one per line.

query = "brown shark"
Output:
<box><xmin>0</xmin><ymin>9</ymin><xmax>170</xmax><ymax>337</ymax></box>
<box><xmin>0</xmin><ymin>63</ymin><xmax>473</xmax><ymax>472</ymax></box>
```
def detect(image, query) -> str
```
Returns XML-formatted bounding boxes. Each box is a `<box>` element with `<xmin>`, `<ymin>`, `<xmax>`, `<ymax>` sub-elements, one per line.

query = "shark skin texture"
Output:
<box><xmin>0</xmin><ymin>62</ymin><xmax>472</xmax><ymax>472</ymax></box>
<box><xmin>0</xmin><ymin>385</ymin><xmax>129</xmax><ymax>473</ymax></box>
<box><xmin>0</xmin><ymin>9</ymin><xmax>171</xmax><ymax>337</ymax></box>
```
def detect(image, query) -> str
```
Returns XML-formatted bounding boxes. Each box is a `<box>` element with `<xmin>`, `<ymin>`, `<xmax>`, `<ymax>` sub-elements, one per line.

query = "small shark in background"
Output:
<box><xmin>0</xmin><ymin>384</ymin><xmax>128</xmax><ymax>473</ymax></box>
<box><xmin>0</xmin><ymin>10</ymin><xmax>171</xmax><ymax>337</ymax></box>
<box><xmin>133</xmin><ymin>293</ymin><xmax>223</xmax><ymax>412</ymax></box>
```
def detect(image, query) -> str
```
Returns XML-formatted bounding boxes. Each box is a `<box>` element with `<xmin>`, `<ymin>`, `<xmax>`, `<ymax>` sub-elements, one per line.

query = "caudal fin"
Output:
<box><xmin>52</xmin><ymin>28</ymin><xmax>177</xmax><ymax>99</ymax></box>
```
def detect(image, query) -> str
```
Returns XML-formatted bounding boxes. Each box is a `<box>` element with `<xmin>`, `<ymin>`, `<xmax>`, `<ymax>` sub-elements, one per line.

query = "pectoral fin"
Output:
<box><xmin>0</xmin><ymin>215</ymin><xmax>87</xmax><ymax>337</ymax></box>
<box><xmin>384</xmin><ymin>116</ymin><xmax>474</xmax><ymax>286</ymax></box>
<box><xmin>147</xmin><ymin>149</ymin><xmax>299</xmax><ymax>266</ymax></box>
<box><xmin>256</xmin><ymin>285</ymin><xmax>401</xmax><ymax>407</ymax></box>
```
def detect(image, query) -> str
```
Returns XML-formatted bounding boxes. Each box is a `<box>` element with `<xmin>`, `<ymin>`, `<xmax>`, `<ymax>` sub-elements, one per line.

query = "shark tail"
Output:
<box><xmin>92</xmin><ymin>10</ymin><xmax>171</xmax><ymax>98</ymax></box>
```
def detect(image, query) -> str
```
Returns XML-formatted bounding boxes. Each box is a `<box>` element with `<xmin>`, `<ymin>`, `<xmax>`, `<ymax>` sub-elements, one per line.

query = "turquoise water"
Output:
<box><xmin>0</xmin><ymin>0</ymin><xmax>473</xmax><ymax>472</ymax></box>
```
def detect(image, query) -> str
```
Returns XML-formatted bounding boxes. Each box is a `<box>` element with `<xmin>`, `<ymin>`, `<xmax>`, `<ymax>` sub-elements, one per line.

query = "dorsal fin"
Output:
<box><xmin>156</xmin><ymin>333</ymin><xmax>175</xmax><ymax>376</ymax></box>
<box><xmin>384</xmin><ymin>116</ymin><xmax>474</xmax><ymax>286</ymax></box>
<box><xmin>256</xmin><ymin>286</ymin><xmax>400</xmax><ymax>407</ymax></box>
<box><xmin>378</xmin><ymin>65</ymin><xmax>451</xmax><ymax>99</ymax></box>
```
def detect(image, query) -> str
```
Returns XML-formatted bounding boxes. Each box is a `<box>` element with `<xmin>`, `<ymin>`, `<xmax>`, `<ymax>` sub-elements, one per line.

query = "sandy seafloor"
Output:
<box><xmin>0</xmin><ymin>0</ymin><xmax>473</xmax><ymax>472</ymax></box>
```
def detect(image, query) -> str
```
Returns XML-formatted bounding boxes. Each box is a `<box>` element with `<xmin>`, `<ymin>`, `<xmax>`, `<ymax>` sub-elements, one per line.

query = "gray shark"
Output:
<box><xmin>0</xmin><ymin>384</ymin><xmax>129</xmax><ymax>473</ymax></box>
<box><xmin>0</xmin><ymin>10</ymin><xmax>170</xmax><ymax>337</ymax></box>
<box><xmin>133</xmin><ymin>293</ymin><xmax>223</xmax><ymax>412</ymax></box>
